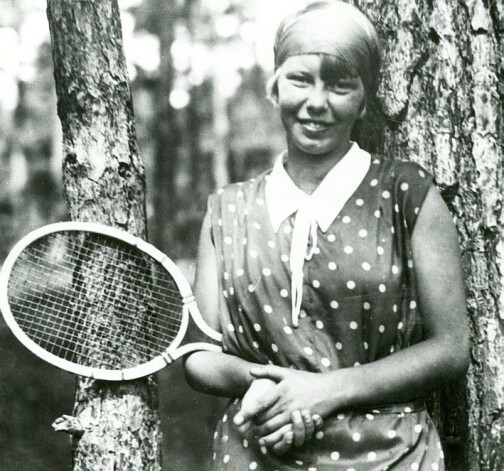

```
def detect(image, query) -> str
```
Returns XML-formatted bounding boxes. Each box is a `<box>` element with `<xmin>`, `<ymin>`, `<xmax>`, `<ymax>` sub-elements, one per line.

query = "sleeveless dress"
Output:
<box><xmin>207</xmin><ymin>154</ymin><xmax>445</xmax><ymax>471</ymax></box>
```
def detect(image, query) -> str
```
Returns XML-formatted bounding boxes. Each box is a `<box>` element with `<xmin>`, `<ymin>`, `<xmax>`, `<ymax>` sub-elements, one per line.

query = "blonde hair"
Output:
<box><xmin>267</xmin><ymin>1</ymin><xmax>381</xmax><ymax>104</ymax></box>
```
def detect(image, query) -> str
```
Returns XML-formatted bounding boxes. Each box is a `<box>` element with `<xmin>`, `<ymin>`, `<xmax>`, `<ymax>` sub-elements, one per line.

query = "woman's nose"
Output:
<box><xmin>306</xmin><ymin>85</ymin><xmax>329</xmax><ymax>112</ymax></box>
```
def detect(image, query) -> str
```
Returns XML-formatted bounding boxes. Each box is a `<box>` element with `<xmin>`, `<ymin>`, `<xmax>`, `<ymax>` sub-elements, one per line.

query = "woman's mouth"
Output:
<box><xmin>298</xmin><ymin>119</ymin><xmax>333</xmax><ymax>132</ymax></box>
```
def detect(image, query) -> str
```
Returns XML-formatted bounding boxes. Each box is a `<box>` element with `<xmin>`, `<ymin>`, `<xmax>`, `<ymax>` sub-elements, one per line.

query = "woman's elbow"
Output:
<box><xmin>182</xmin><ymin>353</ymin><xmax>206</xmax><ymax>393</ymax></box>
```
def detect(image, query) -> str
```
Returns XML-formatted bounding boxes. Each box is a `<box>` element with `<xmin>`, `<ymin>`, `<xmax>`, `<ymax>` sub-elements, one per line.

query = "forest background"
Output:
<box><xmin>0</xmin><ymin>0</ymin><xmax>502</xmax><ymax>470</ymax></box>
<box><xmin>0</xmin><ymin>0</ymin><xmax>295</xmax><ymax>469</ymax></box>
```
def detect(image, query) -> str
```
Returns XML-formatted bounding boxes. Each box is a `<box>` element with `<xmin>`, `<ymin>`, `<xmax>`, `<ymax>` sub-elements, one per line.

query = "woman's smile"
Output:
<box><xmin>276</xmin><ymin>54</ymin><xmax>366</xmax><ymax>158</ymax></box>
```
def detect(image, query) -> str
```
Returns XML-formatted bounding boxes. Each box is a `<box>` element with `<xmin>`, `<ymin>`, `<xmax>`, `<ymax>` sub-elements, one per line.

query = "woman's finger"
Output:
<box><xmin>271</xmin><ymin>430</ymin><xmax>294</xmax><ymax>455</ymax></box>
<box><xmin>234</xmin><ymin>387</ymin><xmax>280</xmax><ymax>427</ymax></box>
<box><xmin>258</xmin><ymin>423</ymin><xmax>292</xmax><ymax>448</ymax></box>
<box><xmin>254</xmin><ymin>410</ymin><xmax>291</xmax><ymax>437</ymax></box>
<box><xmin>291</xmin><ymin>410</ymin><xmax>305</xmax><ymax>447</ymax></box>
<box><xmin>301</xmin><ymin>409</ymin><xmax>314</xmax><ymax>440</ymax></box>
<box><xmin>312</xmin><ymin>413</ymin><xmax>324</xmax><ymax>431</ymax></box>
<box><xmin>250</xmin><ymin>365</ymin><xmax>289</xmax><ymax>382</ymax></box>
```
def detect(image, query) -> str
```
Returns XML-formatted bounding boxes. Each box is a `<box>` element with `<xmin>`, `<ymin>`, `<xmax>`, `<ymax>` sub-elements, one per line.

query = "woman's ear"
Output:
<box><xmin>266</xmin><ymin>68</ymin><xmax>282</xmax><ymax>107</ymax></box>
<box><xmin>358</xmin><ymin>97</ymin><xmax>367</xmax><ymax>120</ymax></box>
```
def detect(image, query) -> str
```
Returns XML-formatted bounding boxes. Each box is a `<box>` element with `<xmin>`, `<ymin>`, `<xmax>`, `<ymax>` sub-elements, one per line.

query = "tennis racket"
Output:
<box><xmin>0</xmin><ymin>221</ymin><xmax>222</xmax><ymax>381</ymax></box>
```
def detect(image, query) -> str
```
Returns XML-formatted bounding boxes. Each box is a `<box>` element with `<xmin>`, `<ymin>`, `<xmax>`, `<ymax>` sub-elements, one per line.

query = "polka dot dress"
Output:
<box><xmin>208</xmin><ymin>158</ymin><xmax>444</xmax><ymax>470</ymax></box>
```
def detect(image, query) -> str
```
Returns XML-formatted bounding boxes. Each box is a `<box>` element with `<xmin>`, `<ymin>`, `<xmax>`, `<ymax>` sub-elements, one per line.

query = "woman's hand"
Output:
<box><xmin>234</xmin><ymin>366</ymin><xmax>335</xmax><ymax>447</ymax></box>
<box><xmin>234</xmin><ymin>374</ymin><xmax>326</xmax><ymax>454</ymax></box>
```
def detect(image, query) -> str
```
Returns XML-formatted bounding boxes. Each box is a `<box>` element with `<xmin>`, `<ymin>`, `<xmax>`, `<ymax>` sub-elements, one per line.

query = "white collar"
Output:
<box><xmin>265</xmin><ymin>142</ymin><xmax>371</xmax><ymax>233</ymax></box>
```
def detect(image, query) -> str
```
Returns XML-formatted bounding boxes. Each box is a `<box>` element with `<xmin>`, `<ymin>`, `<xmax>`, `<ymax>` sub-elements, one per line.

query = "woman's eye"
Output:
<box><xmin>288</xmin><ymin>74</ymin><xmax>311</xmax><ymax>86</ymax></box>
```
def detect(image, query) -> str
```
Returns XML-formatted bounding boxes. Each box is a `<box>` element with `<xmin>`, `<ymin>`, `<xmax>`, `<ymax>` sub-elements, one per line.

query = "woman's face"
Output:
<box><xmin>276</xmin><ymin>54</ymin><xmax>366</xmax><ymax>157</ymax></box>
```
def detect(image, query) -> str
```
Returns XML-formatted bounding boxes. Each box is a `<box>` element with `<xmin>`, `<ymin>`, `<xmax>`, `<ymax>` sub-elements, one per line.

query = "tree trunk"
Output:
<box><xmin>46</xmin><ymin>1</ymin><xmax>162</xmax><ymax>469</ymax></box>
<box><xmin>354</xmin><ymin>0</ymin><xmax>503</xmax><ymax>469</ymax></box>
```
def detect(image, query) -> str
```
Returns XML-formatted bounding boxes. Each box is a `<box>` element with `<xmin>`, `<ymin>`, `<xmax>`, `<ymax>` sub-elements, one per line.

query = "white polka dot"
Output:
<box><xmin>228</xmin><ymin>204</ymin><xmax>236</xmax><ymax>213</ymax></box>
<box><xmin>248</xmin><ymin>284</ymin><xmax>255</xmax><ymax>292</ymax></box>
<box><xmin>393</xmin><ymin>304</ymin><xmax>398</xmax><ymax>312</ymax></box>
<box><xmin>370</xmin><ymin>179</ymin><xmax>378</xmax><ymax>187</ymax></box>
<box><xmin>349</xmin><ymin>321</ymin><xmax>358</xmax><ymax>330</ymax></box>
<box><xmin>366</xmin><ymin>414</ymin><xmax>375</xmax><ymax>421</ymax></box>
<box><xmin>223</xmin><ymin>455</ymin><xmax>230</xmax><ymax>463</ymax></box>
<box><xmin>321</xmin><ymin>357</ymin><xmax>331</xmax><ymax>367</ymax></box>
<box><xmin>252</xmin><ymin>341</ymin><xmax>259</xmax><ymax>349</ymax></box>
<box><xmin>390</xmin><ymin>345</ymin><xmax>395</xmax><ymax>353</ymax></box>
<box><xmin>364</xmin><ymin>341</ymin><xmax>369</xmax><ymax>350</ymax></box>
<box><xmin>347</xmin><ymin>280</ymin><xmax>356</xmax><ymax>289</ymax></box>
<box><xmin>227</xmin><ymin>324</ymin><xmax>235</xmax><ymax>332</ymax></box>
<box><xmin>242</xmin><ymin>238</ymin><xmax>247</xmax><ymax>245</ymax></box>
<box><xmin>356</xmin><ymin>198</ymin><xmax>364</xmax><ymax>206</ymax></box>
<box><xmin>271</xmin><ymin>344</ymin><xmax>278</xmax><ymax>352</ymax></box>
<box><xmin>267</xmin><ymin>240</ymin><xmax>276</xmax><ymax>248</ymax></box>
<box><xmin>367</xmin><ymin>451</ymin><xmax>377</xmax><ymax>461</ymax></box>
<box><xmin>229</xmin><ymin>287</ymin><xmax>235</xmax><ymax>295</ymax></box>
<box><xmin>363</xmin><ymin>302</ymin><xmax>371</xmax><ymax>310</ymax></box>
<box><xmin>419</xmin><ymin>170</ymin><xmax>426</xmax><ymax>178</ymax></box>
<box><xmin>250</xmin><ymin>250</ymin><xmax>258</xmax><ymax>258</ymax></box>
<box><xmin>264</xmin><ymin>305</ymin><xmax>273</xmax><ymax>314</ymax></box>
<box><xmin>283</xmin><ymin>225</ymin><xmax>292</xmax><ymax>234</ymax></box>
<box><xmin>330</xmin><ymin>300</ymin><xmax>339</xmax><ymax>309</ymax></box>
<box><xmin>328</xmin><ymin>234</ymin><xmax>336</xmax><ymax>242</ymax></box>
<box><xmin>224</xmin><ymin>236</ymin><xmax>232</xmax><ymax>245</ymax></box>
<box><xmin>379</xmin><ymin>284</ymin><xmax>386</xmax><ymax>292</ymax></box>
<box><xmin>377</xmin><ymin>246</ymin><xmax>384</xmax><ymax>255</ymax></box>
<box><xmin>408</xmin><ymin>259</ymin><xmax>414</xmax><ymax>268</ymax></box>
<box><xmin>337</xmin><ymin>413</ymin><xmax>345</xmax><ymax>420</ymax></box>
<box><xmin>262</xmin><ymin>268</ymin><xmax>271</xmax><ymax>276</ymax></box>
<box><xmin>222</xmin><ymin>435</ymin><xmax>229</xmax><ymax>442</ymax></box>
<box><xmin>401</xmin><ymin>182</ymin><xmax>409</xmax><ymax>191</ymax></box>
<box><xmin>392</xmin><ymin>265</ymin><xmax>399</xmax><ymax>274</ymax></box>
<box><xmin>217</xmin><ymin>218</ymin><xmax>223</xmax><ymax>227</ymax></box>
<box><xmin>359</xmin><ymin>229</ymin><xmax>368</xmax><ymax>238</ymax></box>
<box><xmin>253</xmin><ymin>222</ymin><xmax>262</xmax><ymax>230</ymax></box>
<box><xmin>342</xmin><ymin>215</ymin><xmax>351</xmax><ymax>224</ymax></box>
<box><xmin>217</xmin><ymin>188</ymin><xmax>224</xmax><ymax>195</ymax></box>
<box><xmin>391</xmin><ymin>226</ymin><xmax>395</xmax><ymax>234</ymax></box>
<box><xmin>304</xmin><ymin>347</ymin><xmax>314</xmax><ymax>355</ymax></box>
<box><xmin>382</xmin><ymin>190</ymin><xmax>390</xmax><ymax>199</ymax></box>
<box><xmin>362</xmin><ymin>262</ymin><xmax>371</xmax><ymax>271</ymax></box>
<box><xmin>394</xmin><ymin>204</ymin><xmax>400</xmax><ymax>213</ymax></box>
<box><xmin>388</xmin><ymin>430</ymin><xmax>397</xmax><ymax>438</ymax></box>
<box><xmin>330</xmin><ymin>451</ymin><xmax>340</xmax><ymax>461</ymax></box>
<box><xmin>223</xmin><ymin>272</ymin><xmax>229</xmax><ymax>280</ymax></box>
<box><xmin>379</xmin><ymin>325</ymin><xmax>385</xmax><ymax>333</ymax></box>
<box><xmin>431</xmin><ymin>464</ymin><xmax>439</xmax><ymax>471</ymax></box>
<box><xmin>374</xmin><ymin>209</ymin><xmax>381</xmax><ymax>218</ymax></box>
<box><xmin>237</xmin><ymin>268</ymin><xmax>244</xmax><ymax>277</ymax></box>
<box><xmin>222</xmin><ymin>414</ymin><xmax>228</xmax><ymax>422</ymax></box>
<box><xmin>398</xmin><ymin>322</ymin><xmax>404</xmax><ymax>330</ymax></box>
<box><xmin>335</xmin><ymin>342</ymin><xmax>343</xmax><ymax>350</ymax></box>
<box><xmin>260</xmin><ymin>446</ymin><xmax>267</xmax><ymax>454</ymax></box>
<box><xmin>328</xmin><ymin>262</ymin><xmax>337</xmax><ymax>270</ymax></box>
<box><xmin>249</xmin><ymin>462</ymin><xmax>258</xmax><ymax>470</ymax></box>
<box><xmin>257</xmin><ymin>198</ymin><xmax>265</xmax><ymax>206</ymax></box>
<box><xmin>280</xmin><ymin>289</ymin><xmax>289</xmax><ymax>298</ymax></box>
<box><xmin>352</xmin><ymin>432</ymin><xmax>361</xmax><ymax>442</ymax></box>
<box><xmin>316</xmin><ymin>431</ymin><xmax>324</xmax><ymax>440</ymax></box>
<box><xmin>281</xmin><ymin>254</ymin><xmax>289</xmax><ymax>262</ymax></box>
<box><xmin>313</xmin><ymin>280</ymin><xmax>321</xmax><ymax>288</ymax></box>
<box><xmin>414</xmin><ymin>424</ymin><xmax>423</xmax><ymax>433</ymax></box>
<box><xmin>411</xmin><ymin>463</ymin><xmax>419</xmax><ymax>471</ymax></box>
<box><xmin>284</xmin><ymin>326</ymin><xmax>293</xmax><ymax>335</ymax></box>
<box><xmin>415</xmin><ymin>207</ymin><xmax>420</xmax><ymax>215</ymax></box>
<box><xmin>404</xmin><ymin>406</ymin><xmax>412</xmax><ymax>413</ymax></box>
<box><xmin>238</xmin><ymin>325</ymin><xmax>244</xmax><ymax>333</ymax></box>
<box><xmin>236</xmin><ymin>190</ymin><xmax>243</xmax><ymax>198</ymax></box>
<box><xmin>344</xmin><ymin>246</ymin><xmax>354</xmax><ymax>254</ymax></box>
<box><xmin>410</xmin><ymin>301</ymin><xmax>417</xmax><ymax>309</ymax></box>
<box><xmin>316</xmin><ymin>320</ymin><xmax>324</xmax><ymax>329</ymax></box>
<box><xmin>254</xmin><ymin>323</ymin><xmax>261</xmax><ymax>332</ymax></box>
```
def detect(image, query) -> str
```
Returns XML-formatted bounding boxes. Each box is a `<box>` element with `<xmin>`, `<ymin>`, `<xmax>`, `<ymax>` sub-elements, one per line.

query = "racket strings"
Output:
<box><xmin>8</xmin><ymin>231</ymin><xmax>187</xmax><ymax>370</ymax></box>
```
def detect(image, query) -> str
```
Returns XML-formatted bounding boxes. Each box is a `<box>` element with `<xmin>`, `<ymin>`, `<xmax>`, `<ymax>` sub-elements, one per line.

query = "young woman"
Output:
<box><xmin>184</xmin><ymin>2</ymin><xmax>469</xmax><ymax>470</ymax></box>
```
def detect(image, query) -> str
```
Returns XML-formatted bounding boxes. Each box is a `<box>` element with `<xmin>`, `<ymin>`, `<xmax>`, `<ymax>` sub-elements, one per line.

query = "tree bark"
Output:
<box><xmin>354</xmin><ymin>0</ymin><xmax>503</xmax><ymax>469</ymax></box>
<box><xmin>46</xmin><ymin>1</ymin><xmax>162</xmax><ymax>469</ymax></box>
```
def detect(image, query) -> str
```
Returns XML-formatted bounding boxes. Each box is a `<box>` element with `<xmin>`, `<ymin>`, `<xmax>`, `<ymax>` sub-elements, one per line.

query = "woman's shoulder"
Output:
<box><xmin>373</xmin><ymin>156</ymin><xmax>433</xmax><ymax>187</ymax></box>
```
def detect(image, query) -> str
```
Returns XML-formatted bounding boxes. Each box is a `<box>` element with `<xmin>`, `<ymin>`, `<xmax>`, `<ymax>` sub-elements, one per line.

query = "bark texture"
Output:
<box><xmin>354</xmin><ymin>0</ymin><xmax>503</xmax><ymax>469</ymax></box>
<box><xmin>46</xmin><ymin>1</ymin><xmax>162</xmax><ymax>469</ymax></box>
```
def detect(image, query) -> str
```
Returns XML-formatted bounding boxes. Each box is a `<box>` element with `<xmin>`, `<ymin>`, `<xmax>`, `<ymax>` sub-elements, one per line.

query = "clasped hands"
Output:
<box><xmin>233</xmin><ymin>365</ymin><xmax>331</xmax><ymax>455</ymax></box>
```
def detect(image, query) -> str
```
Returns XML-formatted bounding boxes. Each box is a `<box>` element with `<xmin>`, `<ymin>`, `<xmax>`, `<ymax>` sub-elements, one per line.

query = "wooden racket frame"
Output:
<box><xmin>0</xmin><ymin>221</ymin><xmax>222</xmax><ymax>381</ymax></box>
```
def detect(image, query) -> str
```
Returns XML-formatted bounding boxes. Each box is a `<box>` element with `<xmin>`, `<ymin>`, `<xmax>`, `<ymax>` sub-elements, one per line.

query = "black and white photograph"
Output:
<box><xmin>0</xmin><ymin>1</ymin><xmax>502</xmax><ymax>470</ymax></box>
